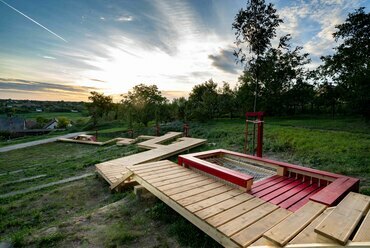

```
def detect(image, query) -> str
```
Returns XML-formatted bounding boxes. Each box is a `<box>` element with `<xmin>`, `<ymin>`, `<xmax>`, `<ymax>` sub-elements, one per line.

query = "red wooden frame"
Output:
<box><xmin>178</xmin><ymin>149</ymin><xmax>360</xmax><ymax>207</ymax></box>
<box><xmin>246</xmin><ymin>112</ymin><xmax>264</xmax><ymax>157</ymax></box>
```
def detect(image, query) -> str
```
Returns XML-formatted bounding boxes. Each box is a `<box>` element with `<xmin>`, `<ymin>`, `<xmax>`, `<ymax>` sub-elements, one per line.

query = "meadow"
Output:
<box><xmin>0</xmin><ymin>116</ymin><xmax>369</xmax><ymax>247</ymax></box>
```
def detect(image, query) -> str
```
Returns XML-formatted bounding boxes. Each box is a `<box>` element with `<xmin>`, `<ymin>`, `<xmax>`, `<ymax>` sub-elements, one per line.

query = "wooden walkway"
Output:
<box><xmin>95</xmin><ymin>134</ymin><xmax>206</xmax><ymax>188</ymax></box>
<box><xmin>126</xmin><ymin>160</ymin><xmax>370</xmax><ymax>247</ymax></box>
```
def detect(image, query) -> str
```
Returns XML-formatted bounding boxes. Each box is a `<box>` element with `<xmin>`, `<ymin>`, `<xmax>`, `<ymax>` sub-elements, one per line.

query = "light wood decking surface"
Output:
<box><xmin>95</xmin><ymin>135</ymin><xmax>206</xmax><ymax>186</ymax></box>
<box><xmin>126</xmin><ymin>160</ymin><xmax>370</xmax><ymax>248</ymax></box>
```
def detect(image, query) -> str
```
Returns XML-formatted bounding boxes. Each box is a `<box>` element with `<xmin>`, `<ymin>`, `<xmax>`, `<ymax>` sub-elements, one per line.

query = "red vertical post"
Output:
<box><xmin>245</xmin><ymin>112</ymin><xmax>264</xmax><ymax>158</ymax></box>
<box><xmin>256</xmin><ymin>114</ymin><xmax>264</xmax><ymax>157</ymax></box>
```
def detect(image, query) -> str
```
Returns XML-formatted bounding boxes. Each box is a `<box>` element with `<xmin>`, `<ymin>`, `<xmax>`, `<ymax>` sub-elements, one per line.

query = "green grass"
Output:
<box><xmin>0</xmin><ymin>130</ymin><xmax>70</xmax><ymax>148</ymax></box>
<box><xmin>266</xmin><ymin>115</ymin><xmax>369</xmax><ymax>133</ymax></box>
<box><xmin>0</xmin><ymin>115</ymin><xmax>369</xmax><ymax>247</ymax></box>
<box><xmin>188</xmin><ymin>118</ymin><xmax>370</xmax><ymax>194</ymax></box>
<box><xmin>13</xmin><ymin>112</ymin><xmax>89</xmax><ymax>122</ymax></box>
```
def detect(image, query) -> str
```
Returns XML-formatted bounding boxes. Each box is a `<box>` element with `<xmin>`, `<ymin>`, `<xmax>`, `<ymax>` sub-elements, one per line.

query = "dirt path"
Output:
<box><xmin>0</xmin><ymin>132</ymin><xmax>85</xmax><ymax>153</ymax></box>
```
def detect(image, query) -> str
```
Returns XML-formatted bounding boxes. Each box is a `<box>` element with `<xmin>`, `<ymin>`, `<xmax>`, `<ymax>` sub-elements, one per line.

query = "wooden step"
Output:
<box><xmin>232</xmin><ymin>208</ymin><xmax>291</xmax><ymax>247</ymax></box>
<box><xmin>314</xmin><ymin>192</ymin><xmax>370</xmax><ymax>245</ymax></box>
<box><xmin>353</xmin><ymin>206</ymin><xmax>370</xmax><ymax>242</ymax></box>
<box><xmin>263</xmin><ymin>200</ymin><xmax>326</xmax><ymax>246</ymax></box>
<box><xmin>289</xmin><ymin>208</ymin><xmax>339</xmax><ymax>245</ymax></box>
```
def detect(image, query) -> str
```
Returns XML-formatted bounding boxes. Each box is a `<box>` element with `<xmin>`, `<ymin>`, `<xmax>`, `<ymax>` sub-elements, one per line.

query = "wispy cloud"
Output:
<box><xmin>0</xmin><ymin>78</ymin><xmax>97</xmax><ymax>94</ymax></box>
<box><xmin>116</xmin><ymin>15</ymin><xmax>133</xmax><ymax>22</ymax></box>
<box><xmin>0</xmin><ymin>0</ymin><xmax>68</xmax><ymax>42</ymax></box>
<box><xmin>42</xmin><ymin>55</ymin><xmax>56</xmax><ymax>60</ymax></box>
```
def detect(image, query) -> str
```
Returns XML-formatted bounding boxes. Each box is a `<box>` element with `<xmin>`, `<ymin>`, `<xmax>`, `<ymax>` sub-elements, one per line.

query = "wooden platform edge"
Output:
<box><xmin>132</xmin><ymin>174</ymin><xmax>240</xmax><ymax>248</ymax></box>
<box><xmin>284</xmin><ymin>241</ymin><xmax>370</xmax><ymax>247</ymax></box>
<box><xmin>110</xmin><ymin>171</ymin><xmax>134</xmax><ymax>190</ymax></box>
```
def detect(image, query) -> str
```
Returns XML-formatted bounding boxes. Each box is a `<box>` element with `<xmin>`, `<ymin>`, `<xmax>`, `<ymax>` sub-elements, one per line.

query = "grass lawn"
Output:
<box><xmin>15</xmin><ymin>112</ymin><xmax>89</xmax><ymax>122</ymax></box>
<box><xmin>0</xmin><ymin>116</ymin><xmax>369</xmax><ymax>247</ymax></box>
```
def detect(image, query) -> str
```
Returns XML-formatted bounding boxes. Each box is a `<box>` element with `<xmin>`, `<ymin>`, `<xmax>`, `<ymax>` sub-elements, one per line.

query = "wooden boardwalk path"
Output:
<box><xmin>95</xmin><ymin>134</ymin><xmax>206</xmax><ymax>188</ymax></box>
<box><xmin>126</xmin><ymin>160</ymin><xmax>370</xmax><ymax>247</ymax></box>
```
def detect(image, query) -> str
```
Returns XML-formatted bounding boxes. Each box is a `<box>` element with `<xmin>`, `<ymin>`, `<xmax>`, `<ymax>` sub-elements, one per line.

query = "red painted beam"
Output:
<box><xmin>179</xmin><ymin>156</ymin><xmax>253</xmax><ymax>188</ymax></box>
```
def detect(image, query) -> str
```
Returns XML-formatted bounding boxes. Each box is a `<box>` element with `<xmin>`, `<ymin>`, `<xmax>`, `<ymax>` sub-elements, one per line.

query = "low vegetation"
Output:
<box><xmin>0</xmin><ymin>116</ymin><xmax>369</xmax><ymax>247</ymax></box>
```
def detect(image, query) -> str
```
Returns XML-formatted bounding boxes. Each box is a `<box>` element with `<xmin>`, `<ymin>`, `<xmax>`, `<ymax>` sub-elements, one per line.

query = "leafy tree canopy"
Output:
<box><xmin>122</xmin><ymin>84</ymin><xmax>167</xmax><ymax>127</ymax></box>
<box><xmin>320</xmin><ymin>7</ymin><xmax>370</xmax><ymax>116</ymax></box>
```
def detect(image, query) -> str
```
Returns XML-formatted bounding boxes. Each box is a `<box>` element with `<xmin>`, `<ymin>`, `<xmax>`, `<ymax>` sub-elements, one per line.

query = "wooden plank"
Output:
<box><xmin>171</xmin><ymin>182</ymin><xmax>225</xmax><ymax>201</ymax></box>
<box><xmin>195</xmin><ymin>193</ymin><xmax>254</xmax><ymax>220</ymax></box>
<box><xmin>310</xmin><ymin>177</ymin><xmax>360</xmax><ymax>206</ymax></box>
<box><xmin>129</xmin><ymin>162</ymin><xmax>177</xmax><ymax>172</ymax></box>
<box><xmin>206</xmin><ymin>197</ymin><xmax>265</xmax><ymax>227</ymax></box>
<box><xmin>158</xmin><ymin>176</ymin><xmax>209</xmax><ymax>191</ymax></box>
<box><xmin>250</xmin><ymin>176</ymin><xmax>288</xmax><ymax>194</ymax></box>
<box><xmin>109</xmin><ymin>170</ymin><xmax>134</xmax><ymax>190</ymax></box>
<box><xmin>353</xmin><ymin>207</ymin><xmax>370</xmax><ymax>242</ymax></box>
<box><xmin>231</xmin><ymin>208</ymin><xmax>291</xmax><ymax>247</ymax></box>
<box><xmin>253</xmin><ymin>177</ymin><xmax>296</xmax><ymax>197</ymax></box>
<box><xmin>146</xmin><ymin>171</ymin><xmax>194</xmax><ymax>184</ymax></box>
<box><xmin>279</xmin><ymin>184</ymin><xmax>320</xmax><ymax>209</ymax></box>
<box><xmin>139</xmin><ymin>167</ymin><xmax>184</xmax><ymax>178</ymax></box>
<box><xmin>250</xmin><ymin>236</ymin><xmax>276</xmax><ymax>247</ymax></box>
<box><xmin>288</xmin><ymin>187</ymin><xmax>323</xmax><ymax>212</ymax></box>
<box><xmin>164</xmin><ymin>178</ymin><xmax>216</xmax><ymax>196</ymax></box>
<box><xmin>217</xmin><ymin>202</ymin><xmax>278</xmax><ymax>237</ymax></box>
<box><xmin>178</xmin><ymin>186</ymin><xmax>234</xmax><ymax>206</ymax></box>
<box><xmin>315</xmin><ymin>192</ymin><xmax>370</xmax><ymax>245</ymax></box>
<box><xmin>131</xmin><ymin>174</ymin><xmax>240</xmax><ymax>247</ymax></box>
<box><xmin>261</xmin><ymin>179</ymin><xmax>303</xmax><ymax>201</ymax></box>
<box><xmin>289</xmin><ymin>208</ymin><xmax>338</xmax><ymax>245</ymax></box>
<box><xmin>251</xmin><ymin>175</ymin><xmax>282</xmax><ymax>188</ymax></box>
<box><xmin>269</xmin><ymin>181</ymin><xmax>311</xmax><ymax>205</ymax></box>
<box><xmin>263</xmin><ymin>201</ymin><xmax>327</xmax><ymax>246</ymax></box>
<box><xmin>186</xmin><ymin>190</ymin><xmax>242</xmax><ymax>213</ymax></box>
<box><xmin>152</xmin><ymin>173</ymin><xmax>203</xmax><ymax>187</ymax></box>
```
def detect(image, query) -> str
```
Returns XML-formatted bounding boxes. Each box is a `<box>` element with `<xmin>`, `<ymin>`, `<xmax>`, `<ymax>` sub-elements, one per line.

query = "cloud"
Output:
<box><xmin>90</xmin><ymin>78</ymin><xmax>106</xmax><ymax>83</ymax></box>
<box><xmin>116</xmin><ymin>15</ymin><xmax>133</xmax><ymax>22</ymax></box>
<box><xmin>0</xmin><ymin>78</ymin><xmax>97</xmax><ymax>94</ymax></box>
<box><xmin>208</xmin><ymin>48</ymin><xmax>240</xmax><ymax>74</ymax></box>
<box><xmin>42</xmin><ymin>55</ymin><xmax>56</xmax><ymax>60</ymax></box>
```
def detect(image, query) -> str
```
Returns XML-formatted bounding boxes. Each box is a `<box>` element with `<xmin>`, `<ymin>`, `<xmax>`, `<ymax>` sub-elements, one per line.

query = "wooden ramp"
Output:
<box><xmin>137</xmin><ymin>132</ymin><xmax>183</xmax><ymax>149</ymax></box>
<box><xmin>125</xmin><ymin>160</ymin><xmax>370</xmax><ymax>248</ymax></box>
<box><xmin>95</xmin><ymin>136</ymin><xmax>206</xmax><ymax>187</ymax></box>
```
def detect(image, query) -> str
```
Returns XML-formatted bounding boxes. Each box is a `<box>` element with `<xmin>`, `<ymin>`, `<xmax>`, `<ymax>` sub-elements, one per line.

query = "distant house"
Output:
<box><xmin>43</xmin><ymin>118</ymin><xmax>59</xmax><ymax>129</ymax></box>
<box><xmin>0</xmin><ymin>117</ymin><xmax>26</xmax><ymax>131</ymax></box>
<box><xmin>71</xmin><ymin>110</ymin><xmax>78</xmax><ymax>113</ymax></box>
<box><xmin>36</xmin><ymin>108</ymin><xmax>43</xmax><ymax>112</ymax></box>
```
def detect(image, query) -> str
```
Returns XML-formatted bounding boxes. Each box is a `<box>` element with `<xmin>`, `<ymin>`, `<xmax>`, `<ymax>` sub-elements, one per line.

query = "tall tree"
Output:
<box><xmin>320</xmin><ymin>7</ymin><xmax>370</xmax><ymax>117</ymax></box>
<box><xmin>87</xmin><ymin>91</ymin><xmax>113</xmax><ymax>128</ymax></box>
<box><xmin>122</xmin><ymin>84</ymin><xmax>167</xmax><ymax>127</ymax></box>
<box><xmin>187</xmin><ymin>79</ymin><xmax>218</xmax><ymax>121</ymax></box>
<box><xmin>232</xmin><ymin>0</ymin><xmax>282</xmax><ymax>111</ymax></box>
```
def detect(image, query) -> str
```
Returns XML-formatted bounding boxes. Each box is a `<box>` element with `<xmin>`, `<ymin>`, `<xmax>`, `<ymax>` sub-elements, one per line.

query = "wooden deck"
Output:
<box><xmin>126</xmin><ymin>160</ymin><xmax>370</xmax><ymax>247</ymax></box>
<box><xmin>95</xmin><ymin>134</ymin><xmax>206</xmax><ymax>188</ymax></box>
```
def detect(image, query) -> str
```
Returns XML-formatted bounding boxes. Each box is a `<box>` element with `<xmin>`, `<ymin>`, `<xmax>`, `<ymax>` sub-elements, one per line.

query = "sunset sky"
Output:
<box><xmin>0</xmin><ymin>0</ymin><xmax>368</xmax><ymax>101</ymax></box>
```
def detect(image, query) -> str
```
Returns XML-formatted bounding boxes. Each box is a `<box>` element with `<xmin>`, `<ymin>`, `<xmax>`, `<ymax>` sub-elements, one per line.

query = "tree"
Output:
<box><xmin>86</xmin><ymin>91</ymin><xmax>113</xmax><ymax>128</ymax></box>
<box><xmin>320</xmin><ymin>7</ymin><xmax>370</xmax><ymax>117</ymax></box>
<box><xmin>218</xmin><ymin>82</ymin><xmax>237</xmax><ymax>118</ymax></box>
<box><xmin>237</xmin><ymin>36</ymin><xmax>311</xmax><ymax>115</ymax></box>
<box><xmin>232</xmin><ymin>0</ymin><xmax>283</xmax><ymax>111</ymax></box>
<box><xmin>187</xmin><ymin>80</ymin><xmax>219</xmax><ymax>121</ymax></box>
<box><xmin>122</xmin><ymin>84</ymin><xmax>167</xmax><ymax>127</ymax></box>
<box><xmin>57</xmin><ymin>117</ymin><xmax>70</xmax><ymax>128</ymax></box>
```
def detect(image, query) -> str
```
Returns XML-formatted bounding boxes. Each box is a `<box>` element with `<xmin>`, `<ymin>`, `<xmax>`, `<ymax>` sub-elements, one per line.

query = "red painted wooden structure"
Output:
<box><xmin>178</xmin><ymin>149</ymin><xmax>360</xmax><ymax>211</ymax></box>
<box><xmin>245</xmin><ymin>112</ymin><xmax>264</xmax><ymax>157</ymax></box>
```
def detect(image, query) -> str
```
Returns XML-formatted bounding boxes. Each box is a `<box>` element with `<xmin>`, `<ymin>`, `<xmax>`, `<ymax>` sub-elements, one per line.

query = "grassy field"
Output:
<box><xmin>0</xmin><ymin>116</ymin><xmax>369</xmax><ymax>247</ymax></box>
<box><xmin>14</xmin><ymin>112</ymin><xmax>89</xmax><ymax>122</ymax></box>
